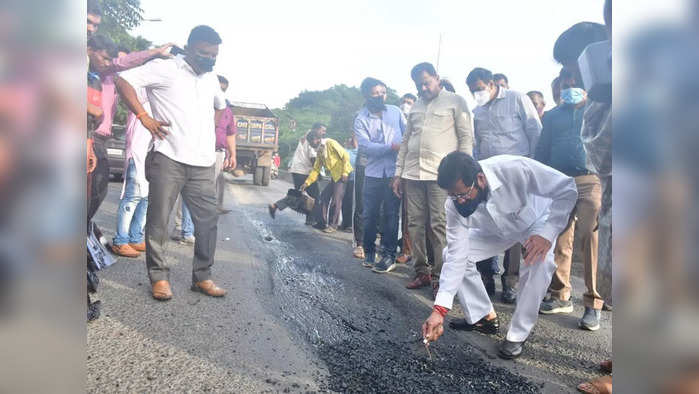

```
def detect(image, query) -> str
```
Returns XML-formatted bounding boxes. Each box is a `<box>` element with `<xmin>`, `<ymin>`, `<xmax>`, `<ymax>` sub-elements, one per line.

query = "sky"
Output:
<box><xmin>132</xmin><ymin>0</ymin><xmax>606</xmax><ymax>110</ymax></box>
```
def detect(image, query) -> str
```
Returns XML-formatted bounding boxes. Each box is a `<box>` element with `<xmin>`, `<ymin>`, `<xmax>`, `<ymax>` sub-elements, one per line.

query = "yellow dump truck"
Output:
<box><xmin>229</xmin><ymin>101</ymin><xmax>279</xmax><ymax>186</ymax></box>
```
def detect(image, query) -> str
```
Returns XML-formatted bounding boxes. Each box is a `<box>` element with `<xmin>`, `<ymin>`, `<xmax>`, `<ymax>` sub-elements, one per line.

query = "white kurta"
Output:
<box><xmin>435</xmin><ymin>155</ymin><xmax>577</xmax><ymax>342</ymax></box>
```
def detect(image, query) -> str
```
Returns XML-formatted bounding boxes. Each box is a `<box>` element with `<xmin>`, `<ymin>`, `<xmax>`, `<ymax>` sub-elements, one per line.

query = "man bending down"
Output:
<box><xmin>422</xmin><ymin>152</ymin><xmax>576</xmax><ymax>359</ymax></box>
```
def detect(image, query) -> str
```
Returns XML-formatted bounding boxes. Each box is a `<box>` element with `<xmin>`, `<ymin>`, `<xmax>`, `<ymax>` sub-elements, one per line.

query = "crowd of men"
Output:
<box><xmin>87</xmin><ymin>0</ymin><xmax>612</xmax><ymax>391</ymax></box>
<box><xmin>269</xmin><ymin>2</ymin><xmax>612</xmax><ymax>391</ymax></box>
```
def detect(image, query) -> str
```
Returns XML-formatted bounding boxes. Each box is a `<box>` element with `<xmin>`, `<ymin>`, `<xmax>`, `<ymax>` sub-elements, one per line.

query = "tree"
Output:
<box><xmin>273</xmin><ymin>84</ymin><xmax>400</xmax><ymax>166</ymax></box>
<box><xmin>96</xmin><ymin>0</ymin><xmax>151</xmax><ymax>52</ymax></box>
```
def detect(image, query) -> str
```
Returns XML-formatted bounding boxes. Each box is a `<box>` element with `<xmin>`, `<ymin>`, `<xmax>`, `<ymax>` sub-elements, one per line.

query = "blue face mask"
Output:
<box><xmin>560</xmin><ymin>88</ymin><xmax>585</xmax><ymax>105</ymax></box>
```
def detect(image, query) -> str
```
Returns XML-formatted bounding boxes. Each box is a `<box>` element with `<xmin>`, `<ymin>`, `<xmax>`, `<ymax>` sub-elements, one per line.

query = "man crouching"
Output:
<box><xmin>422</xmin><ymin>152</ymin><xmax>577</xmax><ymax>359</ymax></box>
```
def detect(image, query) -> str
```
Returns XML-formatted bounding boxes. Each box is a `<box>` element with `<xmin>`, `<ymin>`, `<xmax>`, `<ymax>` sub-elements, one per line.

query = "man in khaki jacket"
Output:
<box><xmin>393</xmin><ymin>62</ymin><xmax>474</xmax><ymax>297</ymax></box>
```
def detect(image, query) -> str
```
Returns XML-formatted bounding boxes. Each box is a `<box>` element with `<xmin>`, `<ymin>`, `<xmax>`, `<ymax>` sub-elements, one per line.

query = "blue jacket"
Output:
<box><xmin>534</xmin><ymin>104</ymin><xmax>589</xmax><ymax>177</ymax></box>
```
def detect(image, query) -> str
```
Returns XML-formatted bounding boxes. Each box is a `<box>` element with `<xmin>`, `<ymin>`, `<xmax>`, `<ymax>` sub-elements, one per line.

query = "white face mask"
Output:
<box><xmin>473</xmin><ymin>90</ymin><xmax>491</xmax><ymax>106</ymax></box>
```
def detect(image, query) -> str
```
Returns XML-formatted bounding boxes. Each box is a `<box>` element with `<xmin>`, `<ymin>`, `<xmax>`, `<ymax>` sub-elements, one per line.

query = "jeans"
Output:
<box><xmin>87</xmin><ymin>138</ymin><xmax>109</xmax><ymax>224</ymax></box>
<box><xmin>476</xmin><ymin>256</ymin><xmax>499</xmax><ymax>276</ymax></box>
<box><xmin>181</xmin><ymin>199</ymin><xmax>194</xmax><ymax>238</ymax></box>
<box><xmin>353</xmin><ymin>166</ymin><xmax>365</xmax><ymax>246</ymax></box>
<box><xmin>113</xmin><ymin>158</ymin><xmax>148</xmax><ymax>245</ymax></box>
<box><xmin>362</xmin><ymin>176</ymin><xmax>400</xmax><ymax>262</ymax></box>
<box><xmin>340</xmin><ymin>179</ymin><xmax>354</xmax><ymax>229</ymax></box>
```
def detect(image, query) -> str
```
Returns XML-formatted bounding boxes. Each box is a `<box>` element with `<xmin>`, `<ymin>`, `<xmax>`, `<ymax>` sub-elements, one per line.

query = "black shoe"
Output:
<box><xmin>372</xmin><ymin>256</ymin><xmax>397</xmax><ymax>273</ymax></box>
<box><xmin>498</xmin><ymin>339</ymin><xmax>525</xmax><ymax>359</ymax></box>
<box><xmin>449</xmin><ymin>316</ymin><xmax>500</xmax><ymax>334</ymax></box>
<box><xmin>267</xmin><ymin>204</ymin><xmax>276</xmax><ymax>219</ymax></box>
<box><xmin>501</xmin><ymin>288</ymin><xmax>517</xmax><ymax>304</ymax></box>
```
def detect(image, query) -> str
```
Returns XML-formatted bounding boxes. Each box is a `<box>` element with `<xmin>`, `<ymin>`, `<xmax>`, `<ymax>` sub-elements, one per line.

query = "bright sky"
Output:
<box><xmin>132</xmin><ymin>0</ymin><xmax>605</xmax><ymax>110</ymax></box>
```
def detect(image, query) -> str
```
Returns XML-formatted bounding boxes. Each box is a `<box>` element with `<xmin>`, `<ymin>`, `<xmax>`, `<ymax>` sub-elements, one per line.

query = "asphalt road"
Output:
<box><xmin>87</xmin><ymin>174</ymin><xmax>612</xmax><ymax>393</ymax></box>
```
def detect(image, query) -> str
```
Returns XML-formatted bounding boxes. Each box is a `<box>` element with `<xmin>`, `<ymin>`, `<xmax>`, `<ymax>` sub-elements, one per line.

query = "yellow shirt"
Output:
<box><xmin>304</xmin><ymin>138</ymin><xmax>353</xmax><ymax>186</ymax></box>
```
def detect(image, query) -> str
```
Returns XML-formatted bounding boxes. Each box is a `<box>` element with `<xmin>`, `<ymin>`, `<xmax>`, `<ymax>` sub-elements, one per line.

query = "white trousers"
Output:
<box><xmin>450</xmin><ymin>231</ymin><xmax>556</xmax><ymax>342</ymax></box>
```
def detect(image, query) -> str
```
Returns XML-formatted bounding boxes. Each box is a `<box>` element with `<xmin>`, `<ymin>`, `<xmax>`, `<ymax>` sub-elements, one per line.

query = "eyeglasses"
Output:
<box><xmin>449</xmin><ymin>180</ymin><xmax>475</xmax><ymax>201</ymax></box>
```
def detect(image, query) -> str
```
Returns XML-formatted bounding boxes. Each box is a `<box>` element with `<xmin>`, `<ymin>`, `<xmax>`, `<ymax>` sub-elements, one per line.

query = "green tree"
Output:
<box><xmin>273</xmin><ymin>84</ymin><xmax>399</xmax><ymax>166</ymax></box>
<box><xmin>96</xmin><ymin>0</ymin><xmax>151</xmax><ymax>51</ymax></box>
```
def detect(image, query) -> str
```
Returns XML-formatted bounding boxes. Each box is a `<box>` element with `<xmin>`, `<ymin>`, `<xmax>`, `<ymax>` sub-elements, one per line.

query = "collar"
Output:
<box><xmin>174</xmin><ymin>54</ymin><xmax>197</xmax><ymax>75</ymax></box>
<box><xmin>480</xmin><ymin>160</ymin><xmax>502</xmax><ymax>193</ymax></box>
<box><xmin>494</xmin><ymin>86</ymin><xmax>507</xmax><ymax>100</ymax></box>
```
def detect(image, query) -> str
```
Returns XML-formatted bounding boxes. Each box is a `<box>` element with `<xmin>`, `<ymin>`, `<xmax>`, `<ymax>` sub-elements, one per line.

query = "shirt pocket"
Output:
<box><xmin>430</xmin><ymin>110</ymin><xmax>452</xmax><ymax>130</ymax></box>
<box><xmin>408</xmin><ymin>112</ymin><xmax>425</xmax><ymax>135</ymax></box>
<box><xmin>510</xmin><ymin>205</ymin><xmax>537</xmax><ymax>231</ymax></box>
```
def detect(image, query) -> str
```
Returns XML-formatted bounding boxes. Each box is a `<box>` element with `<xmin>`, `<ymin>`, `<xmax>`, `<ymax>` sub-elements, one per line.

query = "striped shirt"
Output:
<box><xmin>472</xmin><ymin>87</ymin><xmax>542</xmax><ymax>160</ymax></box>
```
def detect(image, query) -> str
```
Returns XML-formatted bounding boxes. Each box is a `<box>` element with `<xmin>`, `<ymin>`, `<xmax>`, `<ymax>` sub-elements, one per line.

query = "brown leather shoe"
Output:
<box><xmin>129</xmin><ymin>242</ymin><xmax>146</xmax><ymax>252</ymax></box>
<box><xmin>406</xmin><ymin>274</ymin><xmax>431</xmax><ymax>289</ymax></box>
<box><xmin>191</xmin><ymin>280</ymin><xmax>226</xmax><ymax>297</ymax></box>
<box><xmin>152</xmin><ymin>280</ymin><xmax>172</xmax><ymax>301</ymax></box>
<box><xmin>111</xmin><ymin>243</ymin><xmax>140</xmax><ymax>258</ymax></box>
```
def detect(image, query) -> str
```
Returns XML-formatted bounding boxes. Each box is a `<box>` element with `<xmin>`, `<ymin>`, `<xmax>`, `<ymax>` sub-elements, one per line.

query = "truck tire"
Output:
<box><xmin>261</xmin><ymin>166</ymin><xmax>271</xmax><ymax>186</ymax></box>
<box><xmin>253</xmin><ymin>166</ymin><xmax>263</xmax><ymax>186</ymax></box>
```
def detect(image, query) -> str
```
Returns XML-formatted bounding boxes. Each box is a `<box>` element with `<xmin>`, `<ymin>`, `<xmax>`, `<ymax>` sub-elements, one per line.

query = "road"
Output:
<box><xmin>87</xmin><ymin>173</ymin><xmax>612</xmax><ymax>393</ymax></box>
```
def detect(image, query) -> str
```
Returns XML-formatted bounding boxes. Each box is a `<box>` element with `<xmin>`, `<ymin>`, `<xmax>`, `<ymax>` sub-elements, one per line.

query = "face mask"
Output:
<box><xmin>191</xmin><ymin>53</ymin><xmax>216</xmax><ymax>73</ymax></box>
<box><xmin>366</xmin><ymin>96</ymin><xmax>386</xmax><ymax>113</ymax></box>
<box><xmin>454</xmin><ymin>184</ymin><xmax>487</xmax><ymax>218</ymax></box>
<box><xmin>473</xmin><ymin>90</ymin><xmax>491</xmax><ymax>106</ymax></box>
<box><xmin>400</xmin><ymin>103</ymin><xmax>412</xmax><ymax>114</ymax></box>
<box><xmin>560</xmin><ymin>88</ymin><xmax>585</xmax><ymax>105</ymax></box>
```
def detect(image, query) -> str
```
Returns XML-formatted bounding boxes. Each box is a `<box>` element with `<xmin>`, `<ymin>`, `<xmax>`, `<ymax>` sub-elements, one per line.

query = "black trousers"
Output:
<box><xmin>292</xmin><ymin>173</ymin><xmax>319</xmax><ymax>223</ymax></box>
<box><xmin>87</xmin><ymin>138</ymin><xmax>109</xmax><ymax>225</ymax></box>
<box><xmin>353</xmin><ymin>165</ymin><xmax>365</xmax><ymax>245</ymax></box>
<box><xmin>340</xmin><ymin>179</ymin><xmax>354</xmax><ymax>229</ymax></box>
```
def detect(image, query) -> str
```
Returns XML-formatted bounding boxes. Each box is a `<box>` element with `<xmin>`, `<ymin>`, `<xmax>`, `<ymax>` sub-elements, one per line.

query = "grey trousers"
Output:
<box><xmin>145</xmin><ymin>152</ymin><xmax>218</xmax><ymax>284</ymax></box>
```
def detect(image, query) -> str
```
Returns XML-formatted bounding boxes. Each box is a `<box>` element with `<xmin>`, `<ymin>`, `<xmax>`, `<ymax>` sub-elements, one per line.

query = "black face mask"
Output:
<box><xmin>191</xmin><ymin>53</ymin><xmax>216</xmax><ymax>73</ymax></box>
<box><xmin>454</xmin><ymin>184</ymin><xmax>487</xmax><ymax>218</ymax></box>
<box><xmin>366</xmin><ymin>96</ymin><xmax>386</xmax><ymax>113</ymax></box>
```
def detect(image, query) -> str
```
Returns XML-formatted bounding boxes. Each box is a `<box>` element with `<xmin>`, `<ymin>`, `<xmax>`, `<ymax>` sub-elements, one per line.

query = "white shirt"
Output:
<box><xmin>118</xmin><ymin>55</ymin><xmax>226</xmax><ymax>167</ymax></box>
<box><xmin>434</xmin><ymin>155</ymin><xmax>577</xmax><ymax>309</ymax></box>
<box><xmin>288</xmin><ymin>133</ymin><xmax>318</xmax><ymax>175</ymax></box>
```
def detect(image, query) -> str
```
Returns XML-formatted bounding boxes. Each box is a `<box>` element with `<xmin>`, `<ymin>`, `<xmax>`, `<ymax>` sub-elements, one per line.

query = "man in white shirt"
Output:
<box><xmin>286</xmin><ymin>123</ymin><xmax>325</xmax><ymax>225</ymax></box>
<box><xmin>115</xmin><ymin>25</ymin><xmax>229</xmax><ymax>301</ymax></box>
<box><xmin>422</xmin><ymin>152</ymin><xmax>577</xmax><ymax>359</ymax></box>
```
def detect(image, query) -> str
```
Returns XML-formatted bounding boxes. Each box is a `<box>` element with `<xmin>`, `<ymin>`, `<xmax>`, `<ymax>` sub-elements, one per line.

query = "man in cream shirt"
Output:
<box><xmin>421</xmin><ymin>152</ymin><xmax>576</xmax><ymax>359</ymax></box>
<box><xmin>116</xmin><ymin>25</ymin><xmax>229</xmax><ymax>300</ymax></box>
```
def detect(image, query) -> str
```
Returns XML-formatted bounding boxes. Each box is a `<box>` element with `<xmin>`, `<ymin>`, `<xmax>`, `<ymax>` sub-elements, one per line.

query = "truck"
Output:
<box><xmin>229</xmin><ymin>101</ymin><xmax>279</xmax><ymax>186</ymax></box>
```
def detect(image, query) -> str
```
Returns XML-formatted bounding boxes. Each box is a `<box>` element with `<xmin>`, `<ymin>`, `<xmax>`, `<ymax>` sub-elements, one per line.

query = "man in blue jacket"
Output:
<box><xmin>534</xmin><ymin>67</ymin><xmax>604</xmax><ymax>330</ymax></box>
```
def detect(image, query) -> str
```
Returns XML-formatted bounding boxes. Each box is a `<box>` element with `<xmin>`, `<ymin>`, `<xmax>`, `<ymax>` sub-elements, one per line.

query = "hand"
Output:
<box><xmin>153</xmin><ymin>42</ymin><xmax>175</xmax><ymax>59</ymax></box>
<box><xmin>224</xmin><ymin>155</ymin><xmax>237</xmax><ymax>170</ymax></box>
<box><xmin>391</xmin><ymin>143</ymin><xmax>401</xmax><ymax>152</ymax></box>
<box><xmin>391</xmin><ymin>177</ymin><xmax>402</xmax><ymax>198</ymax></box>
<box><xmin>140</xmin><ymin>114</ymin><xmax>170</xmax><ymax>140</ymax></box>
<box><xmin>341</xmin><ymin>174</ymin><xmax>348</xmax><ymax>183</ymax></box>
<box><xmin>523</xmin><ymin>234</ymin><xmax>552</xmax><ymax>265</ymax></box>
<box><xmin>422</xmin><ymin>310</ymin><xmax>445</xmax><ymax>343</ymax></box>
<box><xmin>299</xmin><ymin>183</ymin><xmax>307</xmax><ymax>192</ymax></box>
<box><xmin>86</xmin><ymin>139</ymin><xmax>97</xmax><ymax>174</ymax></box>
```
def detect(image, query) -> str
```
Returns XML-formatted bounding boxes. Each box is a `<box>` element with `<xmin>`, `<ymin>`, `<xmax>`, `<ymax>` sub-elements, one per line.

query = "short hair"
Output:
<box><xmin>527</xmin><ymin>91</ymin><xmax>544</xmax><ymax>100</ymax></box>
<box><xmin>437</xmin><ymin>151</ymin><xmax>482</xmax><ymax>190</ymax></box>
<box><xmin>359</xmin><ymin>77</ymin><xmax>387</xmax><ymax>98</ymax></box>
<box><xmin>116</xmin><ymin>46</ymin><xmax>130</xmax><ymax>55</ymax></box>
<box><xmin>553</xmin><ymin>22</ymin><xmax>608</xmax><ymax>65</ymax></box>
<box><xmin>87</xmin><ymin>34</ymin><xmax>115</xmax><ymax>54</ymax></box>
<box><xmin>187</xmin><ymin>25</ymin><xmax>222</xmax><ymax>47</ymax></box>
<box><xmin>217</xmin><ymin>75</ymin><xmax>229</xmax><ymax>85</ymax></box>
<box><xmin>466</xmin><ymin>67</ymin><xmax>493</xmax><ymax>87</ymax></box>
<box><xmin>410</xmin><ymin>62</ymin><xmax>437</xmax><ymax>81</ymax></box>
<box><xmin>310</xmin><ymin>122</ymin><xmax>326</xmax><ymax>132</ymax></box>
<box><xmin>307</xmin><ymin>127</ymin><xmax>323</xmax><ymax>142</ymax></box>
<box><xmin>493</xmin><ymin>73</ymin><xmax>508</xmax><ymax>84</ymax></box>
<box><xmin>551</xmin><ymin>76</ymin><xmax>560</xmax><ymax>88</ymax></box>
<box><xmin>87</xmin><ymin>0</ymin><xmax>102</xmax><ymax>16</ymax></box>
<box><xmin>440</xmin><ymin>79</ymin><xmax>456</xmax><ymax>93</ymax></box>
<box><xmin>558</xmin><ymin>66</ymin><xmax>582</xmax><ymax>88</ymax></box>
<box><xmin>401</xmin><ymin>93</ymin><xmax>417</xmax><ymax>102</ymax></box>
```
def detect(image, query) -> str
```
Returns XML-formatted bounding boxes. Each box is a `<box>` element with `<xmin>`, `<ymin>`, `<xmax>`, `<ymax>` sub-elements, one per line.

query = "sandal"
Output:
<box><xmin>577</xmin><ymin>375</ymin><xmax>612</xmax><ymax>394</ymax></box>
